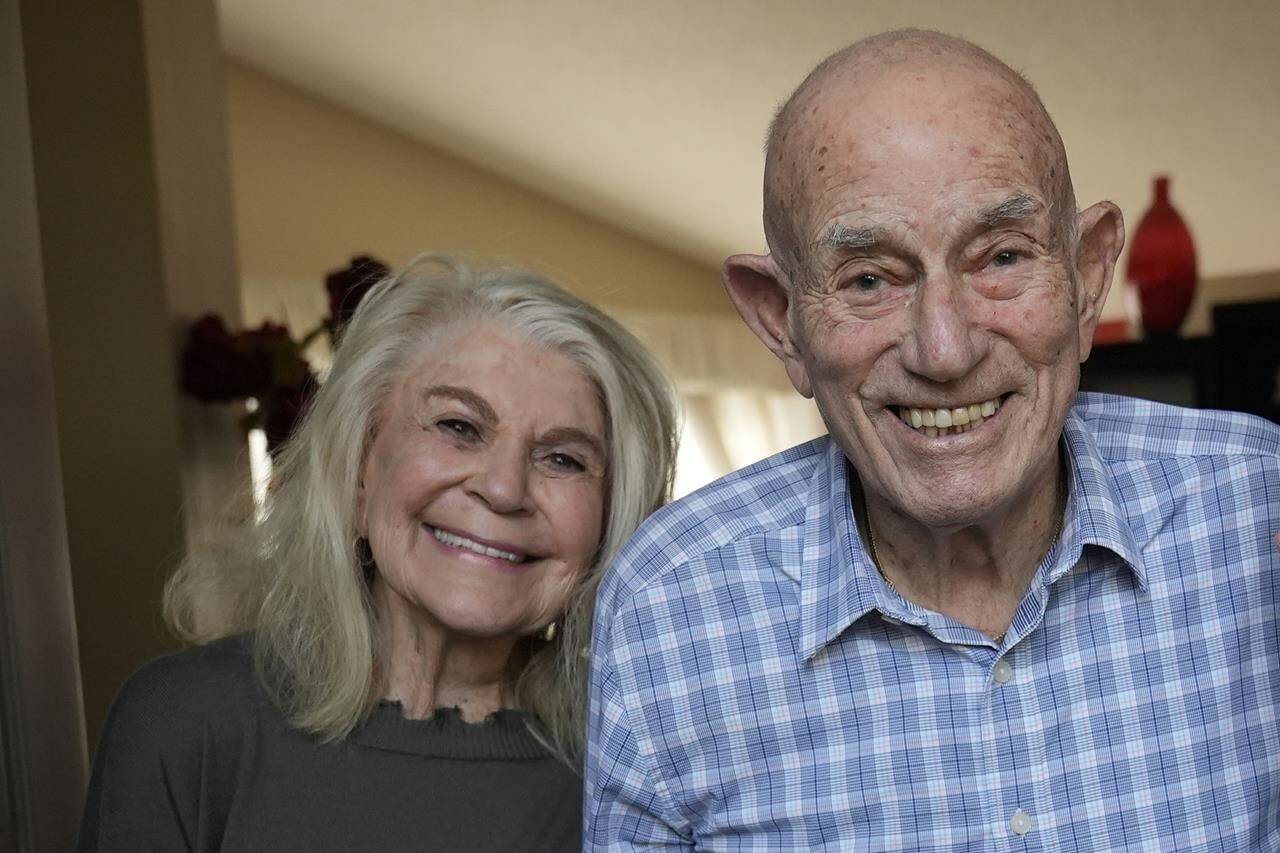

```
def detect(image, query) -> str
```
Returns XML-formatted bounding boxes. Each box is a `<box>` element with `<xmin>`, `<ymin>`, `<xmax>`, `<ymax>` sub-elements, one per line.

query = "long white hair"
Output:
<box><xmin>165</xmin><ymin>254</ymin><xmax>679</xmax><ymax>762</ymax></box>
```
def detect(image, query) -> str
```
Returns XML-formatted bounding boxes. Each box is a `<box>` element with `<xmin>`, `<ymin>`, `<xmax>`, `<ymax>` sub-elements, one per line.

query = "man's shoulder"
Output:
<box><xmin>602</xmin><ymin>436</ymin><xmax>829</xmax><ymax>599</ymax></box>
<box><xmin>1073</xmin><ymin>392</ymin><xmax>1280</xmax><ymax>463</ymax></box>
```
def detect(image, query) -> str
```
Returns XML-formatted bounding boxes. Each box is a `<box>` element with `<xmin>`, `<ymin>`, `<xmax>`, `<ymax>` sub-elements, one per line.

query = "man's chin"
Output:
<box><xmin>877</xmin><ymin>471</ymin><xmax>1021</xmax><ymax>532</ymax></box>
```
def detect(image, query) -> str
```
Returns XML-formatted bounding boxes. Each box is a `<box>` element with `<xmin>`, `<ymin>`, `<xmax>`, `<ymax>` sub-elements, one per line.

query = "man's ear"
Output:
<box><xmin>722</xmin><ymin>253</ymin><xmax>812</xmax><ymax>398</ymax></box>
<box><xmin>1073</xmin><ymin>201</ymin><xmax>1125</xmax><ymax>362</ymax></box>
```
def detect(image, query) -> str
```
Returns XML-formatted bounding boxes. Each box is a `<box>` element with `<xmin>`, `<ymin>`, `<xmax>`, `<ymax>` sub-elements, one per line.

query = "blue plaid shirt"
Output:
<box><xmin>586</xmin><ymin>393</ymin><xmax>1280</xmax><ymax>850</ymax></box>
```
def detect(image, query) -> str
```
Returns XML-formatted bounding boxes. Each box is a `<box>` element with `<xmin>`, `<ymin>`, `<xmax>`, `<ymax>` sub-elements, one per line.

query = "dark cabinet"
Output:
<box><xmin>1079</xmin><ymin>300</ymin><xmax>1279</xmax><ymax>425</ymax></box>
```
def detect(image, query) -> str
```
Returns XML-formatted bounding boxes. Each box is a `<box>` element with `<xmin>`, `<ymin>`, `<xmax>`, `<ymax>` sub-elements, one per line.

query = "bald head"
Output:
<box><xmin>763</xmin><ymin>30</ymin><xmax>1076</xmax><ymax>279</ymax></box>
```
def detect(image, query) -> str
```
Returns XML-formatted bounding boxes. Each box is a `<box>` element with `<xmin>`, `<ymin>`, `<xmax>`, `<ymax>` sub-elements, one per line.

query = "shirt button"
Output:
<box><xmin>1010</xmin><ymin>809</ymin><xmax>1033</xmax><ymax>836</ymax></box>
<box><xmin>993</xmin><ymin>659</ymin><xmax>1013</xmax><ymax>685</ymax></box>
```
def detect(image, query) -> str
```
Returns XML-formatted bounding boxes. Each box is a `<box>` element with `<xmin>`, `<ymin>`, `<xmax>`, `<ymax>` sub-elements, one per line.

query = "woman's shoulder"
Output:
<box><xmin>120</xmin><ymin>633</ymin><xmax>256</xmax><ymax>700</ymax></box>
<box><xmin>103</xmin><ymin>634</ymin><xmax>262</xmax><ymax>749</ymax></box>
<box><xmin>80</xmin><ymin>635</ymin><xmax>273</xmax><ymax>849</ymax></box>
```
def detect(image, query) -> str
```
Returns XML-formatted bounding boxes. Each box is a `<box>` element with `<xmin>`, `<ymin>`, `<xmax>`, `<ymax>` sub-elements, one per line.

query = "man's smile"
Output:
<box><xmin>892</xmin><ymin>394</ymin><xmax>1007</xmax><ymax>437</ymax></box>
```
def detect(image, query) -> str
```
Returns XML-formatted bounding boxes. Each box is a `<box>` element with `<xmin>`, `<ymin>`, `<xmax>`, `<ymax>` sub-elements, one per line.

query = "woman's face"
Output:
<box><xmin>357</xmin><ymin>324</ymin><xmax>608</xmax><ymax>642</ymax></box>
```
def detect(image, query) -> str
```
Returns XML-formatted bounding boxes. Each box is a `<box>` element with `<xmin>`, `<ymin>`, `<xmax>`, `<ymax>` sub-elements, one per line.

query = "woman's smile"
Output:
<box><xmin>424</xmin><ymin>523</ymin><xmax>532</xmax><ymax>570</ymax></box>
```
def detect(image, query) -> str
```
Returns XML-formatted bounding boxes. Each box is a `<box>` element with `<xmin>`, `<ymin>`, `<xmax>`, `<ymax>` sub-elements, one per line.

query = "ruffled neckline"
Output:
<box><xmin>353</xmin><ymin>701</ymin><xmax>556</xmax><ymax>761</ymax></box>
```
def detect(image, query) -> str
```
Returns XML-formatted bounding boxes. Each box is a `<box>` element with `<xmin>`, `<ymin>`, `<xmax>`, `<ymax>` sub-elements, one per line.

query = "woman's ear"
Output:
<box><xmin>355</xmin><ymin>471</ymin><xmax>369</xmax><ymax>537</ymax></box>
<box><xmin>722</xmin><ymin>253</ymin><xmax>813</xmax><ymax>398</ymax></box>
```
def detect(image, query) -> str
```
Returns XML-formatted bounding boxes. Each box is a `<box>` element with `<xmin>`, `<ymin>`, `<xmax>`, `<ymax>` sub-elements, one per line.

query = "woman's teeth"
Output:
<box><xmin>897</xmin><ymin>397</ymin><xmax>1001</xmax><ymax>437</ymax></box>
<box><xmin>430</xmin><ymin>527</ymin><xmax>526</xmax><ymax>563</ymax></box>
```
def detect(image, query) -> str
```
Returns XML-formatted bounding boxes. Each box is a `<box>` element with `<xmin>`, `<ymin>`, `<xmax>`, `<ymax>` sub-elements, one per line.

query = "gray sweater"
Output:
<box><xmin>78</xmin><ymin>636</ymin><xmax>581</xmax><ymax>851</ymax></box>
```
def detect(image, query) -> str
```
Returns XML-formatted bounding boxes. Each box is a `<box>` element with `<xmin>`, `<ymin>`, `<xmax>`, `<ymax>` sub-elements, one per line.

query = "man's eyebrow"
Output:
<box><xmin>818</xmin><ymin>223</ymin><xmax>880</xmax><ymax>252</ymax></box>
<box><xmin>978</xmin><ymin>193</ymin><xmax>1041</xmax><ymax>227</ymax></box>
<box><xmin>421</xmin><ymin>385</ymin><xmax>498</xmax><ymax>423</ymax></box>
<box><xmin>540</xmin><ymin>426</ymin><xmax>607</xmax><ymax>460</ymax></box>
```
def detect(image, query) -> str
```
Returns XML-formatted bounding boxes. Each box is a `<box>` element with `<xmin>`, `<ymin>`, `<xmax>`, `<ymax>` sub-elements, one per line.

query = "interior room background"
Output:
<box><xmin>4</xmin><ymin>0</ymin><xmax>1278</xmax><ymax>845</ymax></box>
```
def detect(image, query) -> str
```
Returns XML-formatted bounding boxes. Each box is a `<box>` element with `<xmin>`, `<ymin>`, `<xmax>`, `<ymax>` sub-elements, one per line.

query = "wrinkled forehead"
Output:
<box><xmin>768</xmin><ymin>61</ymin><xmax>1065</xmax><ymax>248</ymax></box>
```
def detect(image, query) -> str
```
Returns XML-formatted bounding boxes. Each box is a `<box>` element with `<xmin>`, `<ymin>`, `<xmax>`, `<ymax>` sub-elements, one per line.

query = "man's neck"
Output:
<box><xmin>857</xmin><ymin>452</ymin><xmax>1067</xmax><ymax>641</ymax></box>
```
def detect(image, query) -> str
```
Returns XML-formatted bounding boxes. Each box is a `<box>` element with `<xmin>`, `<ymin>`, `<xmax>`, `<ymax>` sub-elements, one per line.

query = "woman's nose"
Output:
<box><xmin>467</xmin><ymin>443</ymin><xmax>532</xmax><ymax>514</ymax></box>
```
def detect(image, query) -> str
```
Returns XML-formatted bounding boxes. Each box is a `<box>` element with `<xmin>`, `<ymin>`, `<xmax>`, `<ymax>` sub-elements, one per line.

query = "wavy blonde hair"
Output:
<box><xmin>165</xmin><ymin>254</ymin><xmax>678</xmax><ymax>763</ymax></box>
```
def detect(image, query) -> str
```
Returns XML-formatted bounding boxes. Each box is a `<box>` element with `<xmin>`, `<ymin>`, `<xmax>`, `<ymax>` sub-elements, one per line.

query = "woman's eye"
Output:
<box><xmin>438</xmin><ymin>419</ymin><xmax>478</xmax><ymax>440</ymax></box>
<box><xmin>546</xmin><ymin>452</ymin><xmax>586</xmax><ymax>472</ymax></box>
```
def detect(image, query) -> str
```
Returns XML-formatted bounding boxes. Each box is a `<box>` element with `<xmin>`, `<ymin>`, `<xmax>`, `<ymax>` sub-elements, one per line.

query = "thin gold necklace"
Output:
<box><xmin>861</xmin><ymin>473</ymin><xmax>1067</xmax><ymax>645</ymax></box>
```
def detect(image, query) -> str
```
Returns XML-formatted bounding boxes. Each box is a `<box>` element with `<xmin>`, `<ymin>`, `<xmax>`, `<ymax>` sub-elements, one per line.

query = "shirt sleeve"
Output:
<box><xmin>584</xmin><ymin>628</ymin><xmax>693</xmax><ymax>850</ymax></box>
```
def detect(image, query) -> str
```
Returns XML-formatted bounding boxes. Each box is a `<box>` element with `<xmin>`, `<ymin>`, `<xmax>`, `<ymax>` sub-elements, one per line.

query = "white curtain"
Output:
<box><xmin>617</xmin><ymin>311</ymin><xmax>827</xmax><ymax>497</ymax></box>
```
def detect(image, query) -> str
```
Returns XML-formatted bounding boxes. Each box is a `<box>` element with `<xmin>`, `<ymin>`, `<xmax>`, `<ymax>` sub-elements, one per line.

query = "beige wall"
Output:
<box><xmin>22</xmin><ymin>0</ymin><xmax>187</xmax><ymax>755</ymax></box>
<box><xmin>3</xmin><ymin>0</ymin><xmax>90</xmax><ymax>842</ymax></box>
<box><xmin>19</xmin><ymin>0</ymin><xmax>244</xmax><ymax>765</ymax></box>
<box><xmin>226</xmin><ymin>61</ymin><xmax>732</xmax><ymax>341</ymax></box>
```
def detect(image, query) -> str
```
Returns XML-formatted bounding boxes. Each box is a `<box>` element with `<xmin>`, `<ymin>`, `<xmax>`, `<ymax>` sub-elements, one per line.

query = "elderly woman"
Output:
<box><xmin>78</xmin><ymin>256</ymin><xmax>678</xmax><ymax>851</ymax></box>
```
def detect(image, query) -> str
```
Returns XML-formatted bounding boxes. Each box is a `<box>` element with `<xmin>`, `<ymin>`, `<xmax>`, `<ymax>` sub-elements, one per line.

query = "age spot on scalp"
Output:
<box><xmin>818</xmin><ymin>146</ymin><xmax>828</xmax><ymax>156</ymax></box>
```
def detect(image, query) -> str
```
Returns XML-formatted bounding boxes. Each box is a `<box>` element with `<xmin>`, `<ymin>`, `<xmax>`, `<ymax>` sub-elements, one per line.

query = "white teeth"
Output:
<box><xmin>900</xmin><ymin>397</ymin><xmax>1003</xmax><ymax>437</ymax></box>
<box><xmin>430</xmin><ymin>527</ymin><xmax>525</xmax><ymax>563</ymax></box>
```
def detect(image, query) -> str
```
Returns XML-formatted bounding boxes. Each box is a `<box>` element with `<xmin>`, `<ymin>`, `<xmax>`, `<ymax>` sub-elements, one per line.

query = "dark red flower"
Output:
<box><xmin>326</xmin><ymin>255</ymin><xmax>390</xmax><ymax>328</ymax></box>
<box><xmin>240</xmin><ymin>321</ymin><xmax>311</xmax><ymax>394</ymax></box>
<box><xmin>181</xmin><ymin>256</ymin><xmax>383</xmax><ymax>454</ymax></box>
<box><xmin>180</xmin><ymin>314</ymin><xmax>258</xmax><ymax>402</ymax></box>
<box><xmin>262</xmin><ymin>378</ymin><xmax>317</xmax><ymax>454</ymax></box>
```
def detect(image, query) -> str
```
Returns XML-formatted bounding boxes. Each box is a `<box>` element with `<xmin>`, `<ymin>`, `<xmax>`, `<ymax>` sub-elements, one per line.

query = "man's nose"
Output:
<box><xmin>900</xmin><ymin>273</ymin><xmax>986</xmax><ymax>382</ymax></box>
<box><xmin>467</xmin><ymin>443</ymin><xmax>532</xmax><ymax>514</ymax></box>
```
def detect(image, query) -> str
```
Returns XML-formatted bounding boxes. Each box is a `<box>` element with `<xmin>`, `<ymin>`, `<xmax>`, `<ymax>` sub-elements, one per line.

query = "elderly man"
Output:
<box><xmin>586</xmin><ymin>30</ymin><xmax>1280</xmax><ymax>850</ymax></box>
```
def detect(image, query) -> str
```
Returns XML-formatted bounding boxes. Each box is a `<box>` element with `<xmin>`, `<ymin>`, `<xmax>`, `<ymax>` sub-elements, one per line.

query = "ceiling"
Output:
<box><xmin>218</xmin><ymin>0</ymin><xmax>1280</xmax><ymax>281</ymax></box>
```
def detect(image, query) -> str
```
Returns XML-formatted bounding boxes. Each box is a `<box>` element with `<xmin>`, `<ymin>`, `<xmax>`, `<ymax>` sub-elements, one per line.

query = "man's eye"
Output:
<box><xmin>852</xmin><ymin>274</ymin><xmax>886</xmax><ymax>292</ymax></box>
<box><xmin>438</xmin><ymin>419</ymin><xmax>479</xmax><ymax>440</ymax></box>
<box><xmin>989</xmin><ymin>250</ymin><xmax>1021</xmax><ymax>268</ymax></box>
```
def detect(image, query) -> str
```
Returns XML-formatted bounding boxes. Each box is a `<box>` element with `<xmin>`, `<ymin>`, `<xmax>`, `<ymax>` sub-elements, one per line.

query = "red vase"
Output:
<box><xmin>1124</xmin><ymin>176</ymin><xmax>1198</xmax><ymax>337</ymax></box>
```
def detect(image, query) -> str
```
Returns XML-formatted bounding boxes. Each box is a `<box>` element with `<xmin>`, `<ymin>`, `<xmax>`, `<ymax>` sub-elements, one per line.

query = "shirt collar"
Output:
<box><xmin>797</xmin><ymin>439</ymin><xmax>891</xmax><ymax>661</ymax></box>
<box><xmin>796</xmin><ymin>406</ymin><xmax>1154</xmax><ymax>662</ymax></box>
<box><xmin>1053</xmin><ymin>407</ymin><xmax>1150</xmax><ymax>588</ymax></box>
